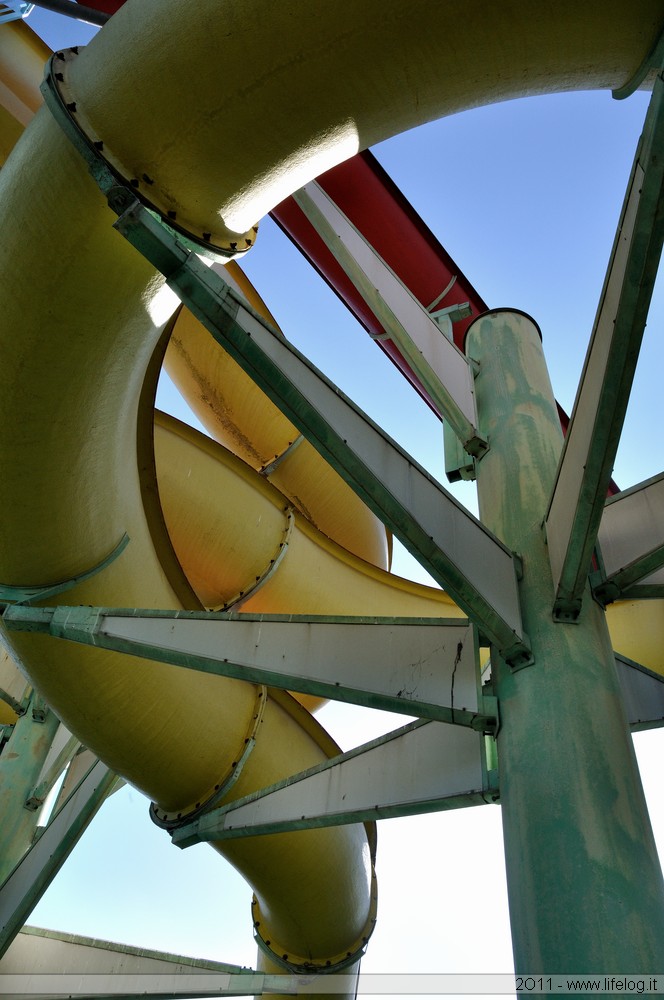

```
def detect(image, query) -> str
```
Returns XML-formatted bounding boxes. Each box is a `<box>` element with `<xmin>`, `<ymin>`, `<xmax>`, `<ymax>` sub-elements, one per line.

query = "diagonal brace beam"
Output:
<box><xmin>0</xmin><ymin>759</ymin><xmax>115</xmax><ymax>958</ymax></box>
<box><xmin>172</xmin><ymin>719</ymin><xmax>496</xmax><ymax>846</ymax></box>
<box><xmin>593</xmin><ymin>471</ymin><xmax>664</xmax><ymax>602</ymax></box>
<box><xmin>545</xmin><ymin>70</ymin><xmax>664</xmax><ymax>621</ymax></box>
<box><xmin>293</xmin><ymin>183</ymin><xmax>486</xmax><ymax>456</ymax></box>
<box><xmin>111</xmin><ymin>204</ymin><xmax>528</xmax><ymax>665</ymax></box>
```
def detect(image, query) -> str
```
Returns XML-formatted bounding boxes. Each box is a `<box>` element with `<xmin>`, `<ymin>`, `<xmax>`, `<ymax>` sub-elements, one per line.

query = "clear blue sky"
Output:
<box><xmin>24</xmin><ymin>4</ymin><xmax>664</xmax><ymax>988</ymax></box>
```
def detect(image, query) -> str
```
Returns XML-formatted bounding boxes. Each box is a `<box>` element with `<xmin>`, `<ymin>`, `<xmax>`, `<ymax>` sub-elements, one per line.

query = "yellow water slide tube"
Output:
<box><xmin>0</xmin><ymin>0</ymin><xmax>662</xmax><ymax>976</ymax></box>
<box><xmin>0</xmin><ymin>17</ymin><xmax>48</xmax><ymax>163</ymax></box>
<box><xmin>165</xmin><ymin>266</ymin><xmax>392</xmax><ymax>570</ymax></box>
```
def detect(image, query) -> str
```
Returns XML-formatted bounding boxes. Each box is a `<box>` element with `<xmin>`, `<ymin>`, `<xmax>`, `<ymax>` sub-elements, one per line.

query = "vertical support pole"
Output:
<box><xmin>0</xmin><ymin>698</ymin><xmax>60</xmax><ymax>884</ymax></box>
<box><xmin>468</xmin><ymin>310</ymin><xmax>664</xmax><ymax>973</ymax></box>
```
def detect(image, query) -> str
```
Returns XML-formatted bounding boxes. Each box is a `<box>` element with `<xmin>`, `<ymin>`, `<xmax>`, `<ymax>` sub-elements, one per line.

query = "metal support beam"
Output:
<box><xmin>0</xmin><ymin>656</ymin><xmax>30</xmax><ymax>718</ymax></box>
<box><xmin>0</xmin><ymin>760</ymin><xmax>115</xmax><ymax>957</ymax></box>
<box><xmin>27</xmin><ymin>0</ymin><xmax>109</xmax><ymax>26</ymax></box>
<box><xmin>593</xmin><ymin>471</ymin><xmax>664</xmax><ymax>603</ymax></box>
<box><xmin>469</xmin><ymin>309</ymin><xmax>664</xmax><ymax>974</ymax></box>
<box><xmin>545</xmin><ymin>70</ymin><xmax>664</xmax><ymax>620</ymax></box>
<box><xmin>173</xmin><ymin>720</ymin><xmax>496</xmax><ymax>846</ymax></box>
<box><xmin>25</xmin><ymin>724</ymin><xmax>79</xmax><ymax>812</ymax></box>
<box><xmin>0</xmin><ymin>969</ymin><xmax>303</xmax><ymax>999</ymax></box>
<box><xmin>1</xmin><ymin>924</ymin><xmax>251</xmax><ymax>977</ymax></box>
<box><xmin>293</xmin><ymin>184</ymin><xmax>486</xmax><ymax>456</ymax></box>
<box><xmin>616</xmin><ymin>653</ymin><xmax>664</xmax><ymax>731</ymax></box>
<box><xmin>2</xmin><ymin>607</ymin><xmax>495</xmax><ymax>731</ymax></box>
<box><xmin>0</xmin><ymin>700</ymin><xmax>60</xmax><ymax>887</ymax></box>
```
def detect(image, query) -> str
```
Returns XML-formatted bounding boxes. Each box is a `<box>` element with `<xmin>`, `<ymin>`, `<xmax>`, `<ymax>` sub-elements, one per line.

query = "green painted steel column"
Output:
<box><xmin>0</xmin><ymin>698</ymin><xmax>60</xmax><ymax>885</ymax></box>
<box><xmin>467</xmin><ymin>310</ymin><xmax>664</xmax><ymax>975</ymax></box>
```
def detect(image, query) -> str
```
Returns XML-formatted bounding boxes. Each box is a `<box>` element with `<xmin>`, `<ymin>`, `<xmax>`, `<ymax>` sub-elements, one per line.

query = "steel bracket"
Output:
<box><xmin>552</xmin><ymin>600</ymin><xmax>583</xmax><ymax>624</ymax></box>
<box><xmin>476</xmin><ymin>695</ymin><xmax>499</xmax><ymax>737</ymax></box>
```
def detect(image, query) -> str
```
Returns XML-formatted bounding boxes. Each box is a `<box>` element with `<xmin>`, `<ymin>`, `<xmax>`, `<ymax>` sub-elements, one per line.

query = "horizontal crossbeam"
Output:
<box><xmin>2</xmin><ymin>607</ymin><xmax>496</xmax><ymax>731</ymax></box>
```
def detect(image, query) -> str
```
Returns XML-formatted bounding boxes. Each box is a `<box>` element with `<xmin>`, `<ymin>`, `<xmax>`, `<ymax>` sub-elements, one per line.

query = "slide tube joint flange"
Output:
<box><xmin>40</xmin><ymin>49</ymin><xmax>256</xmax><ymax>259</ymax></box>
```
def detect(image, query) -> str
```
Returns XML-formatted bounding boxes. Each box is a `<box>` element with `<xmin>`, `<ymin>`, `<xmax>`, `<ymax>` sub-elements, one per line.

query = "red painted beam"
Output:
<box><xmin>271</xmin><ymin>150</ymin><xmax>488</xmax><ymax>415</ymax></box>
<box><xmin>76</xmin><ymin>0</ymin><xmax>124</xmax><ymax>13</ymax></box>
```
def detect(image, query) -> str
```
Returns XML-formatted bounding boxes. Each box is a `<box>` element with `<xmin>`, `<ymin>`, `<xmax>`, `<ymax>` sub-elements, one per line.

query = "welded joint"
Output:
<box><xmin>591</xmin><ymin>539</ymin><xmax>664</xmax><ymax>606</ymax></box>
<box><xmin>30</xmin><ymin>694</ymin><xmax>48</xmax><ymax>723</ymax></box>
<box><xmin>503</xmin><ymin>633</ymin><xmax>534</xmax><ymax>671</ymax></box>
<box><xmin>552</xmin><ymin>599</ymin><xmax>582</xmax><ymax>624</ymax></box>
<box><xmin>430</xmin><ymin>301</ymin><xmax>472</xmax><ymax>331</ymax></box>
<box><xmin>474</xmin><ymin>694</ymin><xmax>499</xmax><ymax>737</ymax></box>
<box><xmin>483</xmin><ymin>768</ymin><xmax>500</xmax><ymax>804</ymax></box>
<box><xmin>25</xmin><ymin>733</ymin><xmax>82</xmax><ymax>812</ymax></box>
<box><xmin>464</xmin><ymin>432</ymin><xmax>489</xmax><ymax>461</ymax></box>
<box><xmin>0</xmin><ymin>685</ymin><xmax>29</xmax><ymax>718</ymax></box>
<box><xmin>50</xmin><ymin>605</ymin><xmax>103</xmax><ymax>641</ymax></box>
<box><xmin>590</xmin><ymin>570</ymin><xmax>620</xmax><ymax>607</ymax></box>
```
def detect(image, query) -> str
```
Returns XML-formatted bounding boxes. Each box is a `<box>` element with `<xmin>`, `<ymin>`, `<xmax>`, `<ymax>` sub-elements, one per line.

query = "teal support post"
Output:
<box><xmin>468</xmin><ymin>310</ymin><xmax>664</xmax><ymax>974</ymax></box>
<box><xmin>0</xmin><ymin>697</ymin><xmax>60</xmax><ymax>884</ymax></box>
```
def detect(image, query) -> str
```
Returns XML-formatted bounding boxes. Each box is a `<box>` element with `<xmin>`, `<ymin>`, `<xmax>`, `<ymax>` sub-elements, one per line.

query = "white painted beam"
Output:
<box><xmin>595</xmin><ymin>473</ymin><xmax>664</xmax><ymax>600</ymax></box>
<box><xmin>4</xmin><ymin>609</ymin><xmax>495</xmax><ymax>729</ymax></box>
<box><xmin>174</xmin><ymin>720</ymin><xmax>493</xmax><ymax>845</ymax></box>
<box><xmin>545</xmin><ymin>74</ymin><xmax>664</xmax><ymax>620</ymax></box>
<box><xmin>294</xmin><ymin>183</ymin><xmax>485</xmax><ymax>456</ymax></box>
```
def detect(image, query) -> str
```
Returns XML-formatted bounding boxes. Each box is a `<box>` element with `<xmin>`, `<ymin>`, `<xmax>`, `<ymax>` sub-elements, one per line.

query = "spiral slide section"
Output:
<box><xmin>0</xmin><ymin>0</ymin><xmax>662</xmax><ymax>978</ymax></box>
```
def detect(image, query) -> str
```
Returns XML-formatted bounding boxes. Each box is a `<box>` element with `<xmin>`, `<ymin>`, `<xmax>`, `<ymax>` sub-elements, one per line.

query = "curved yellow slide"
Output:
<box><xmin>165</xmin><ymin>264</ymin><xmax>392</xmax><ymax>571</ymax></box>
<box><xmin>0</xmin><ymin>0</ymin><xmax>662</xmax><ymax>977</ymax></box>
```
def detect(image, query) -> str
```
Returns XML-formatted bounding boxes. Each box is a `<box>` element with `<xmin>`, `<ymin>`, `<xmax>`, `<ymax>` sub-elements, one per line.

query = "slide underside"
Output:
<box><xmin>0</xmin><ymin>0</ymin><xmax>662</xmax><ymax>976</ymax></box>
